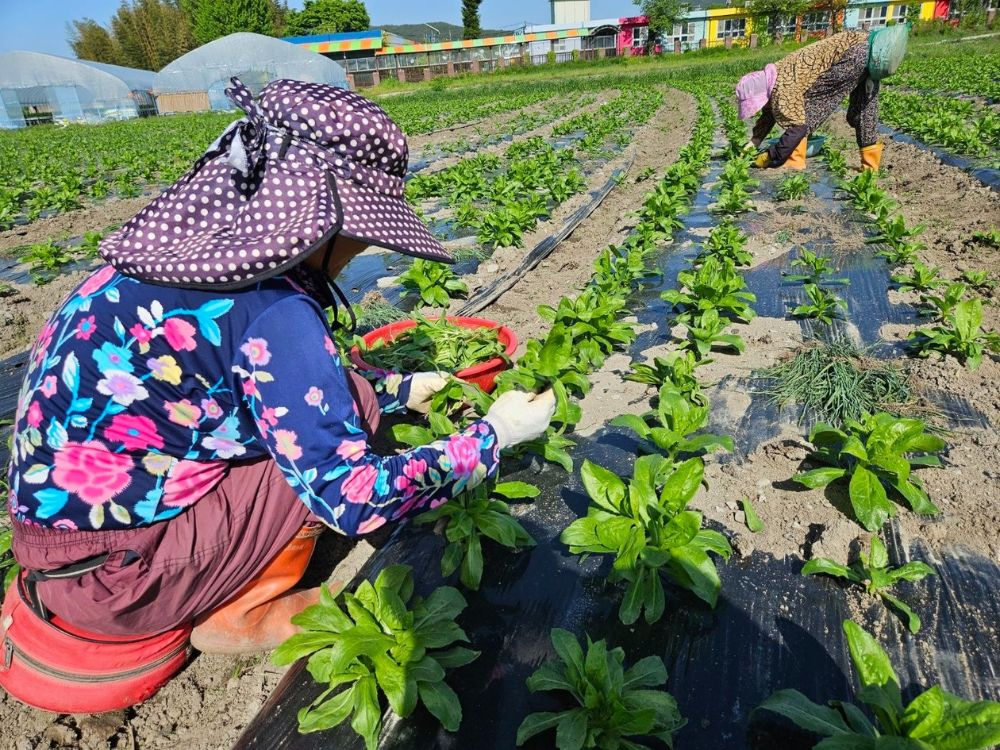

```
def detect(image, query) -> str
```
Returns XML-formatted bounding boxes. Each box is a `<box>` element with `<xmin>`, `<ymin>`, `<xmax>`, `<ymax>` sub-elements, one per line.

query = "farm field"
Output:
<box><xmin>1</xmin><ymin>35</ymin><xmax>999</xmax><ymax>750</ymax></box>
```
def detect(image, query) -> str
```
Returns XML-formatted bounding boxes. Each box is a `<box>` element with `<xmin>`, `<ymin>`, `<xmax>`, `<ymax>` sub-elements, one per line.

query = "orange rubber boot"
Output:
<box><xmin>784</xmin><ymin>137</ymin><xmax>808</xmax><ymax>170</ymax></box>
<box><xmin>860</xmin><ymin>143</ymin><xmax>883</xmax><ymax>171</ymax></box>
<box><xmin>190</xmin><ymin>524</ymin><xmax>324</xmax><ymax>655</ymax></box>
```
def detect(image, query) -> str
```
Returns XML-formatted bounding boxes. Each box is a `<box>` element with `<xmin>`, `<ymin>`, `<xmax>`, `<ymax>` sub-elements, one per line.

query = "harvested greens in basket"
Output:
<box><xmin>361</xmin><ymin>317</ymin><xmax>507</xmax><ymax>372</ymax></box>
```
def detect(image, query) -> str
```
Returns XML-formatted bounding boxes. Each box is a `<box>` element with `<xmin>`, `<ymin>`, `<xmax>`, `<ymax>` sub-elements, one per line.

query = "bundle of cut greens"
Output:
<box><xmin>759</xmin><ymin>341</ymin><xmax>913</xmax><ymax>427</ymax></box>
<box><xmin>361</xmin><ymin>316</ymin><xmax>507</xmax><ymax>372</ymax></box>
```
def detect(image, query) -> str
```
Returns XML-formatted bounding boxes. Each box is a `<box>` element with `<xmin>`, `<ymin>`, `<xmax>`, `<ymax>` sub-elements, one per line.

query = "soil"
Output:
<box><xmin>469</xmin><ymin>89</ymin><xmax>699</xmax><ymax>345</ymax></box>
<box><xmin>413</xmin><ymin>92</ymin><xmax>614</xmax><ymax>175</ymax></box>
<box><xmin>0</xmin><ymin>197</ymin><xmax>154</xmax><ymax>257</ymax></box>
<box><xmin>0</xmin><ymin>87</ymin><xmax>698</xmax><ymax>750</ymax></box>
<box><xmin>4</xmin><ymin>93</ymin><xmax>999</xmax><ymax>750</ymax></box>
<box><xmin>1</xmin><ymin>264</ymin><xmax>99</xmax><ymax>360</ymax></box>
<box><xmin>406</xmin><ymin>94</ymin><xmax>563</xmax><ymax>154</ymax></box>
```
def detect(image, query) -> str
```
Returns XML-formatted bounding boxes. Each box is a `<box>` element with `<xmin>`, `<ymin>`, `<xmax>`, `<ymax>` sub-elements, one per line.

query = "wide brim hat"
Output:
<box><xmin>100</xmin><ymin>78</ymin><xmax>451</xmax><ymax>290</ymax></box>
<box><xmin>735</xmin><ymin>64</ymin><xmax>777</xmax><ymax>121</ymax></box>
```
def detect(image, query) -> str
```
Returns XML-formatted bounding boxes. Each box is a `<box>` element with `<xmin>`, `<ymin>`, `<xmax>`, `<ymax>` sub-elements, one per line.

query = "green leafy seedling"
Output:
<box><xmin>680</xmin><ymin>308</ymin><xmax>746</xmax><ymax>359</ymax></box>
<box><xmin>623</xmin><ymin>350</ymin><xmax>708</xmax><ymax>406</ymax></box>
<box><xmin>611</xmin><ymin>386</ymin><xmax>732</xmax><ymax>463</ymax></box>
<box><xmin>972</xmin><ymin>227</ymin><xmax>1000</xmax><ymax>248</ymax></box>
<box><xmin>842</xmin><ymin>170</ymin><xmax>897</xmax><ymax>217</ymax></box>
<box><xmin>0</xmin><ymin>528</ymin><xmax>20</xmax><ymax>592</ymax></box>
<box><xmin>776</xmin><ymin>173</ymin><xmax>812</xmax><ymax>202</ymax></box>
<box><xmin>918</xmin><ymin>281</ymin><xmax>969</xmax><ymax>319</ymax></box>
<box><xmin>273</xmin><ymin>565</ymin><xmax>478</xmax><ymax>746</ymax></box>
<box><xmin>662</xmin><ymin>255</ymin><xmax>757</xmax><ymax>324</ymax></box>
<box><xmin>891</xmin><ymin>262</ymin><xmax>945</xmax><ymax>293</ymax></box>
<box><xmin>698</xmin><ymin>221</ymin><xmax>753</xmax><ymax>266</ymax></box>
<box><xmin>959</xmin><ymin>269</ymin><xmax>996</xmax><ymax>293</ymax></box>
<box><xmin>803</xmin><ymin>535</ymin><xmax>935</xmax><ymax>633</ymax></box>
<box><xmin>516</xmin><ymin>629</ymin><xmax>686</xmax><ymax>749</ymax></box>
<box><xmin>415</xmin><ymin>481</ymin><xmax>538</xmax><ymax>590</ymax></box>
<box><xmin>398</xmin><ymin>259</ymin><xmax>469</xmax><ymax>308</ymax></box>
<box><xmin>793</xmin><ymin>412</ymin><xmax>946</xmax><ymax>531</ymax></box>
<box><xmin>792</xmin><ymin>283</ymin><xmax>848</xmax><ymax>325</ymax></box>
<box><xmin>740</xmin><ymin>496</ymin><xmax>764</xmax><ymax>533</ymax></box>
<box><xmin>754</xmin><ymin>620</ymin><xmax>1000</xmax><ymax>748</ymax></box>
<box><xmin>868</xmin><ymin>215</ymin><xmax>927</xmax><ymax>266</ymax></box>
<box><xmin>908</xmin><ymin>298</ymin><xmax>1000</xmax><ymax>370</ymax></box>
<box><xmin>79</xmin><ymin>230</ymin><xmax>103</xmax><ymax>259</ymax></box>
<box><xmin>783</xmin><ymin>247</ymin><xmax>849</xmax><ymax>285</ymax></box>
<box><xmin>561</xmin><ymin>456</ymin><xmax>732</xmax><ymax>624</ymax></box>
<box><xmin>822</xmin><ymin>145</ymin><xmax>849</xmax><ymax>179</ymax></box>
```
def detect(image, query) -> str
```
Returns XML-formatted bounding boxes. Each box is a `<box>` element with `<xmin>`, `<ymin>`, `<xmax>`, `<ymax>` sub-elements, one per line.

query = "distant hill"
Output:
<box><xmin>380</xmin><ymin>21</ymin><xmax>512</xmax><ymax>44</ymax></box>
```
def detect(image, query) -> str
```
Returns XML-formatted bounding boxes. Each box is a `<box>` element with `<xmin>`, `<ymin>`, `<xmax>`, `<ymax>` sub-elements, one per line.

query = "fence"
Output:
<box><xmin>156</xmin><ymin>91</ymin><xmax>210</xmax><ymax>114</ymax></box>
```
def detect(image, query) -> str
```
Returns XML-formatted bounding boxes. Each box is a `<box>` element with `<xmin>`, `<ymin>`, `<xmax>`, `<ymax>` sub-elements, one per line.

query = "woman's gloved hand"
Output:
<box><xmin>405</xmin><ymin>372</ymin><xmax>450</xmax><ymax>414</ymax></box>
<box><xmin>753</xmin><ymin>151</ymin><xmax>771</xmax><ymax>168</ymax></box>
<box><xmin>484</xmin><ymin>389</ymin><xmax>556</xmax><ymax>450</ymax></box>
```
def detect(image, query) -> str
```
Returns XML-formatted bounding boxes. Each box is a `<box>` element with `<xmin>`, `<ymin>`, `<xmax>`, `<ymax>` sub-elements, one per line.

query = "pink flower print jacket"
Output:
<box><xmin>7</xmin><ymin>266</ymin><xmax>500</xmax><ymax>536</ymax></box>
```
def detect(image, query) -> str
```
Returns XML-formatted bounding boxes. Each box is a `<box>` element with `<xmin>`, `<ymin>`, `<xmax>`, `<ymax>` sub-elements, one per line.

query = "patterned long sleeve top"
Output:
<box><xmin>7</xmin><ymin>265</ymin><xmax>500</xmax><ymax>537</ymax></box>
<box><xmin>753</xmin><ymin>32</ymin><xmax>878</xmax><ymax>165</ymax></box>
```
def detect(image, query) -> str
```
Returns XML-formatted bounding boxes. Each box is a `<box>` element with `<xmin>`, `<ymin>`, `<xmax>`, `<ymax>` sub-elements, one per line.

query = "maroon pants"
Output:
<box><xmin>12</xmin><ymin>373</ymin><xmax>380</xmax><ymax>636</ymax></box>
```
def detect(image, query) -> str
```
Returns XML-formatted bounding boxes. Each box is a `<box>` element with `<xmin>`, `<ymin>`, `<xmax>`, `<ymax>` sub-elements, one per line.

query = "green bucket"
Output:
<box><xmin>762</xmin><ymin>134</ymin><xmax>827</xmax><ymax>158</ymax></box>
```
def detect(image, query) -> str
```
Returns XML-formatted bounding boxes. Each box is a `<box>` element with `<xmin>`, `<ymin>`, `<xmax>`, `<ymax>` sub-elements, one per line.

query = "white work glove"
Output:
<box><xmin>405</xmin><ymin>372</ymin><xmax>449</xmax><ymax>415</ymax></box>
<box><xmin>484</xmin><ymin>389</ymin><xmax>556</xmax><ymax>450</ymax></box>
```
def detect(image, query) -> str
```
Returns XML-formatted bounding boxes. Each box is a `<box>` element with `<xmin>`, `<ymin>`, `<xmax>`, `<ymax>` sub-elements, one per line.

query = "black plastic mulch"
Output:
<box><xmin>233</xmin><ymin>148</ymin><xmax>999</xmax><ymax>749</ymax></box>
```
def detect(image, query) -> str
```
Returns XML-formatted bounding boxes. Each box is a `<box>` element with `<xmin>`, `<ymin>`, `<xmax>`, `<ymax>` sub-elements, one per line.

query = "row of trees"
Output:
<box><xmin>68</xmin><ymin>0</ymin><xmax>371</xmax><ymax>71</ymax></box>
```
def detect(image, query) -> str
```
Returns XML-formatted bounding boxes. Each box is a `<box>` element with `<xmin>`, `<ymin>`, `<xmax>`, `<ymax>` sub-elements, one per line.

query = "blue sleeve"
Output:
<box><xmin>355</xmin><ymin>369</ymin><xmax>413</xmax><ymax>415</ymax></box>
<box><xmin>233</xmin><ymin>297</ymin><xmax>500</xmax><ymax>536</ymax></box>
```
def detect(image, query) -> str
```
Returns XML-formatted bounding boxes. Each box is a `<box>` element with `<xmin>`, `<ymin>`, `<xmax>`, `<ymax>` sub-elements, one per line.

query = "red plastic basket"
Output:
<box><xmin>349</xmin><ymin>316</ymin><xmax>517</xmax><ymax>393</ymax></box>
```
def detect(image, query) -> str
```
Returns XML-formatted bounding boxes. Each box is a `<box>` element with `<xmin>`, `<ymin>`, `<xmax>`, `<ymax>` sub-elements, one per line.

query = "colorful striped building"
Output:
<box><xmin>283</xmin><ymin>0</ymin><xmax>954</xmax><ymax>88</ymax></box>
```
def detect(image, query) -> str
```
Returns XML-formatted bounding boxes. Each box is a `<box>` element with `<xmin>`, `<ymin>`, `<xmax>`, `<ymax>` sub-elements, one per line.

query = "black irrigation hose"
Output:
<box><xmin>455</xmin><ymin>150</ymin><xmax>635</xmax><ymax>316</ymax></box>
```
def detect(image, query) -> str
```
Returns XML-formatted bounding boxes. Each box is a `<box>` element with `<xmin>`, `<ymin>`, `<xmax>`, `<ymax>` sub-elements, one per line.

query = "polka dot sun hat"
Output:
<box><xmin>100</xmin><ymin>78</ymin><xmax>452</xmax><ymax>289</ymax></box>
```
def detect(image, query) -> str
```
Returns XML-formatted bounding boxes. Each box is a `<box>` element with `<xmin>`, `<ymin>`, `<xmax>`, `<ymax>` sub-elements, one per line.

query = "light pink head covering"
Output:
<box><xmin>735</xmin><ymin>63</ymin><xmax>778</xmax><ymax>121</ymax></box>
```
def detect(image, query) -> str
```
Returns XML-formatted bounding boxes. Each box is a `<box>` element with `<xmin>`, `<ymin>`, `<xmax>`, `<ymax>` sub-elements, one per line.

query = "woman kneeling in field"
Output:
<box><xmin>4</xmin><ymin>78</ymin><xmax>554</xmax><ymax>657</ymax></box>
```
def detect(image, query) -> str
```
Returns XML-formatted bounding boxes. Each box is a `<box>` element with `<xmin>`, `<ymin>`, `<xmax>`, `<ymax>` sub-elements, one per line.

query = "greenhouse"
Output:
<box><xmin>0</xmin><ymin>51</ymin><xmax>155</xmax><ymax>128</ymax></box>
<box><xmin>153</xmin><ymin>32</ymin><xmax>349</xmax><ymax>114</ymax></box>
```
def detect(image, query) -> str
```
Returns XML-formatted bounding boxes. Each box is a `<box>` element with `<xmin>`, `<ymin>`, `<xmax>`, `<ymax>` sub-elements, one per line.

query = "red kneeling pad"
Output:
<box><xmin>0</xmin><ymin>574</ymin><xmax>191</xmax><ymax>713</ymax></box>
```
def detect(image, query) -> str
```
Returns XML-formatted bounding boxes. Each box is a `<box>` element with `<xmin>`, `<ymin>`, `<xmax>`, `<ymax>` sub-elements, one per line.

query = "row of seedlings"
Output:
<box><xmin>425</xmin><ymin>91</ymin><xmax>598</xmax><ymax>159</ymax></box>
<box><xmin>405</xmin><ymin>86</ymin><xmax>664</xmax><ymax>250</ymax></box>
<box><xmin>270</xmin><ymin>93</ymin><xmax>718</xmax><ymax>748</ymax></box>
<box><xmin>517</xmin><ymin>94</ymin><xmax>729</xmax><ymax>747</ymax></box>
<box><xmin>721</xmin><ymin>133</ymin><xmax>947</xmax><ymax>637</ymax></box>
<box><xmin>821</xmin><ymin>139</ymin><xmax>1000</xmax><ymax>371</ymax></box>
<box><xmin>756</xmin><ymin>137</ymin><xmax>1000</xmax><ymax>747</ymax></box>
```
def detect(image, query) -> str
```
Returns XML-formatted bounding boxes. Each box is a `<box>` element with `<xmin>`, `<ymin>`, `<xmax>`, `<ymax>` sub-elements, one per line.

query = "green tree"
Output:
<box><xmin>813</xmin><ymin>0</ymin><xmax>848</xmax><ymax>31</ymax></box>
<box><xmin>744</xmin><ymin>0</ymin><xmax>811</xmax><ymax>41</ymax></box>
<box><xmin>111</xmin><ymin>0</ymin><xmax>195</xmax><ymax>70</ymax></box>
<box><xmin>462</xmin><ymin>0</ymin><xmax>482</xmax><ymax>39</ymax></box>
<box><xmin>182</xmin><ymin>0</ymin><xmax>286</xmax><ymax>46</ymax></box>
<box><xmin>634</xmin><ymin>0</ymin><xmax>691</xmax><ymax>48</ymax></box>
<box><xmin>68</xmin><ymin>19</ymin><xmax>124</xmax><ymax>65</ymax></box>
<box><xmin>68</xmin><ymin>1</ymin><xmax>194</xmax><ymax>71</ymax></box>
<box><xmin>285</xmin><ymin>0</ymin><xmax>370</xmax><ymax>35</ymax></box>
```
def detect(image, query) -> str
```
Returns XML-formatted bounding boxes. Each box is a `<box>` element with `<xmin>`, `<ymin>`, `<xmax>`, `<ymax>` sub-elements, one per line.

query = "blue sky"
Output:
<box><xmin>0</xmin><ymin>0</ymin><xmax>635</xmax><ymax>58</ymax></box>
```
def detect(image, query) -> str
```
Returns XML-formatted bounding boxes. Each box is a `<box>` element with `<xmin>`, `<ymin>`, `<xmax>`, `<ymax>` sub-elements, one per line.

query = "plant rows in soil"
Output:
<box><xmin>0</xmin><ymin>81</ymin><xmax>561</xmax><ymax>233</ymax></box>
<box><xmin>418</xmin><ymin>91</ymin><xmax>598</xmax><ymax>161</ymax></box>
<box><xmin>270</xmin><ymin>84</ymin><xmax>1000</xmax><ymax>749</ymax></box>
<box><xmin>407</xmin><ymin>86</ymin><xmax>663</xmax><ymax>248</ymax></box>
